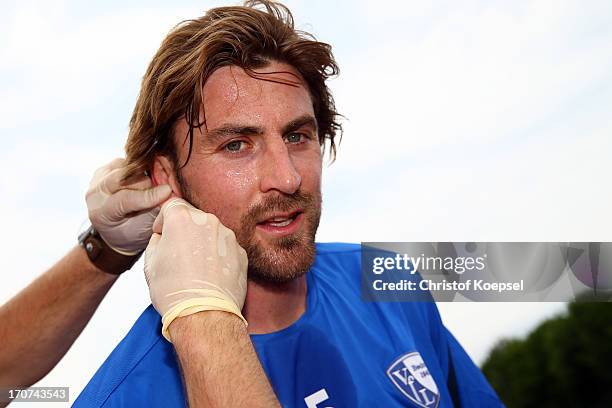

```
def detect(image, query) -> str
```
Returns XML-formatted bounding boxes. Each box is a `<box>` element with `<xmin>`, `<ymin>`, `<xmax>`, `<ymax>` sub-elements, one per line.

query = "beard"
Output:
<box><xmin>237</xmin><ymin>190</ymin><xmax>321</xmax><ymax>284</ymax></box>
<box><xmin>175</xmin><ymin>170</ymin><xmax>321</xmax><ymax>285</ymax></box>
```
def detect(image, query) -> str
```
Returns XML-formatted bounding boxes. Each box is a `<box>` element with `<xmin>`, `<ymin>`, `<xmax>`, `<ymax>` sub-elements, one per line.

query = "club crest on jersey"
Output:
<box><xmin>387</xmin><ymin>352</ymin><xmax>440</xmax><ymax>408</ymax></box>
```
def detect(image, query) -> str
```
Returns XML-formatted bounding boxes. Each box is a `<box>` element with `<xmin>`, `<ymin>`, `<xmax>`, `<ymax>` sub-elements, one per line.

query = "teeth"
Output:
<box><xmin>270</xmin><ymin>217</ymin><xmax>289</xmax><ymax>222</ymax></box>
<box><xmin>268</xmin><ymin>219</ymin><xmax>292</xmax><ymax>227</ymax></box>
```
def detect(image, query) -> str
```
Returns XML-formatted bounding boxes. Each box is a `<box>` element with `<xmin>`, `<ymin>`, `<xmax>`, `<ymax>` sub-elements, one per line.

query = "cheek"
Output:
<box><xmin>184</xmin><ymin>161</ymin><xmax>259</xmax><ymax>225</ymax></box>
<box><xmin>295</xmin><ymin>152</ymin><xmax>323</xmax><ymax>190</ymax></box>
<box><xmin>222</xmin><ymin>166</ymin><xmax>260</xmax><ymax>193</ymax></box>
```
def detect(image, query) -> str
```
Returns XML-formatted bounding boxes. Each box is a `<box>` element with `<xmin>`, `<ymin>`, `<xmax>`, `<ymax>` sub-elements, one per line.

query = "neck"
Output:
<box><xmin>243</xmin><ymin>274</ymin><xmax>307</xmax><ymax>335</ymax></box>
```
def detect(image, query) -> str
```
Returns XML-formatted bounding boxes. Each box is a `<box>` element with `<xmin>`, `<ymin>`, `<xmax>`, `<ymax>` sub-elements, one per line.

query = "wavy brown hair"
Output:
<box><xmin>123</xmin><ymin>0</ymin><xmax>341</xmax><ymax>181</ymax></box>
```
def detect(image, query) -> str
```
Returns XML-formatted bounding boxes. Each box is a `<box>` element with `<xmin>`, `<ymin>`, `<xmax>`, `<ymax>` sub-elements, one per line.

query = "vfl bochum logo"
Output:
<box><xmin>387</xmin><ymin>352</ymin><xmax>440</xmax><ymax>408</ymax></box>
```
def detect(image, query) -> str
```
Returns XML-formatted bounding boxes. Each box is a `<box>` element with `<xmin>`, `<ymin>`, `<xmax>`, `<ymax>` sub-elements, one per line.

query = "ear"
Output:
<box><xmin>151</xmin><ymin>155</ymin><xmax>184</xmax><ymax>199</ymax></box>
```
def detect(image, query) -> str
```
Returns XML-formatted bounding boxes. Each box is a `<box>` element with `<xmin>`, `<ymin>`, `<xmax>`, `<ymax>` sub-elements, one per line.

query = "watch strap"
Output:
<box><xmin>78</xmin><ymin>225</ymin><xmax>142</xmax><ymax>275</ymax></box>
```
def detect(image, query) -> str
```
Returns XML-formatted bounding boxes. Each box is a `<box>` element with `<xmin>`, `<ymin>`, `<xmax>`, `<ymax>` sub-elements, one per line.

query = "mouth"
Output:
<box><xmin>256</xmin><ymin>210</ymin><xmax>304</xmax><ymax>236</ymax></box>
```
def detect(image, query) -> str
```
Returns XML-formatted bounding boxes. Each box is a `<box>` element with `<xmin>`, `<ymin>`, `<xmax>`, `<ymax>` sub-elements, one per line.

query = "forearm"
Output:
<box><xmin>0</xmin><ymin>245</ymin><xmax>118</xmax><ymax>387</ymax></box>
<box><xmin>170</xmin><ymin>312</ymin><xmax>280</xmax><ymax>408</ymax></box>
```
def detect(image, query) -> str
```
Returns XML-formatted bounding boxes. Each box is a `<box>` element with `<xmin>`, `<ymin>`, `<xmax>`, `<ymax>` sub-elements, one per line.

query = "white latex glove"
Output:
<box><xmin>86</xmin><ymin>158</ymin><xmax>172</xmax><ymax>255</ymax></box>
<box><xmin>144</xmin><ymin>198</ymin><xmax>248</xmax><ymax>342</ymax></box>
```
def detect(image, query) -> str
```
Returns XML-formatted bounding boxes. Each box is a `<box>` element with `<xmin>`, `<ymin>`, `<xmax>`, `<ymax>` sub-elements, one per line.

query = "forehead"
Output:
<box><xmin>201</xmin><ymin>62</ymin><xmax>314</xmax><ymax>129</ymax></box>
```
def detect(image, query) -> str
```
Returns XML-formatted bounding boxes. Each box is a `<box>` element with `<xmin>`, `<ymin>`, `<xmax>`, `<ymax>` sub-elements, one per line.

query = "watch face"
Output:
<box><xmin>77</xmin><ymin>222</ymin><xmax>95</xmax><ymax>244</ymax></box>
<box><xmin>77</xmin><ymin>218</ymin><xmax>92</xmax><ymax>237</ymax></box>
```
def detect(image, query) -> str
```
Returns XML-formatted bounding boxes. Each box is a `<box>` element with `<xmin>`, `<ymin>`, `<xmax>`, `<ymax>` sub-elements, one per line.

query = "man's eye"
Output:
<box><xmin>286</xmin><ymin>133</ymin><xmax>304</xmax><ymax>143</ymax></box>
<box><xmin>224</xmin><ymin>140</ymin><xmax>244</xmax><ymax>152</ymax></box>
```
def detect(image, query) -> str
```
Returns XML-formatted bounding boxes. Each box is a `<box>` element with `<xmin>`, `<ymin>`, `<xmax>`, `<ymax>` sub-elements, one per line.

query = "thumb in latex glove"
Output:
<box><xmin>86</xmin><ymin>158</ymin><xmax>172</xmax><ymax>255</ymax></box>
<box><xmin>144</xmin><ymin>198</ymin><xmax>248</xmax><ymax>342</ymax></box>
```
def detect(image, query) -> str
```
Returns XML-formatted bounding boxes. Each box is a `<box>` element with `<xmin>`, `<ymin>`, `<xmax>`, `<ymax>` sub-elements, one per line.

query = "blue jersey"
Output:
<box><xmin>75</xmin><ymin>243</ymin><xmax>503</xmax><ymax>407</ymax></box>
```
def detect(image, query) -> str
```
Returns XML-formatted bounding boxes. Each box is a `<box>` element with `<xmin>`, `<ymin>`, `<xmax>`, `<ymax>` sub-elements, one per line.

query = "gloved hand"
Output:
<box><xmin>144</xmin><ymin>198</ymin><xmax>248</xmax><ymax>342</ymax></box>
<box><xmin>86</xmin><ymin>158</ymin><xmax>172</xmax><ymax>255</ymax></box>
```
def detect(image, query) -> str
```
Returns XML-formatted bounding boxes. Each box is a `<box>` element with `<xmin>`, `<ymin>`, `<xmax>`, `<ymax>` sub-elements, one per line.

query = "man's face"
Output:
<box><xmin>162</xmin><ymin>61</ymin><xmax>323</xmax><ymax>284</ymax></box>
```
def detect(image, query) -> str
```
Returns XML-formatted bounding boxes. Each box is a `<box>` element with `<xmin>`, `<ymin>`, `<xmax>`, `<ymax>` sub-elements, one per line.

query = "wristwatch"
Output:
<box><xmin>78</xmin><ymin>225</ymin><xmax>142</xmax><ymax>275</ymax></box>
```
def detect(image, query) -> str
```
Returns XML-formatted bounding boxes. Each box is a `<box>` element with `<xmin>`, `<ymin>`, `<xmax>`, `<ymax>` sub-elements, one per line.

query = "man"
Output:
<box><xmin>76</xmin><ymin>1</ymin><xmax>503</xmax><ymax>407</ymax></box>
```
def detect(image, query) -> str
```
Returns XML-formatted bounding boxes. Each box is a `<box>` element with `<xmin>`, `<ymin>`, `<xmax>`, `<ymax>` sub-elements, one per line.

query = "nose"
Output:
<box><xmin>259</xmin><ymin>138</ymin><xmax>302</xmax><ymax>194</ymax></box>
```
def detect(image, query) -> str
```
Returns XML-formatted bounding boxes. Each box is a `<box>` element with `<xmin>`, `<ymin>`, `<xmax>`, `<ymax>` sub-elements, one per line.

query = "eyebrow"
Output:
<box><xmin>205</xmin><ymin>124</ymin><xmax>264</xmax><ymax>144</ymax></box>
<box><xmin>205</xmin><ymin>114</ymin><xmax>318</xmax><ymax>144</ymax></box>
<box><xmin>281</xmin><ymin>114</ymin><xmax>318</xmax><ymax>136</ymax></box>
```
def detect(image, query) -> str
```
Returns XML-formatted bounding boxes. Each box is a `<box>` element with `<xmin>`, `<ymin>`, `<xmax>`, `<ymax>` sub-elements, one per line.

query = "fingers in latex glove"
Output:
<box><xmin>86</xmin><ymin>158</ymin><xmax>172</xmax><ymax>255</ymax></box>
<box><xmin>144</xmin><ymin>198</ymin><xmax>248</xmax><ymax>342</ymax></box>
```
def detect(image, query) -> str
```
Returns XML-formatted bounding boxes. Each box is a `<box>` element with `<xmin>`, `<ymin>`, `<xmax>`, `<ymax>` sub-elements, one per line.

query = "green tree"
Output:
<box><xmin>482</xmin><ymin>300</ymin><xmax>612</xmax><ymax>407</ymax></box>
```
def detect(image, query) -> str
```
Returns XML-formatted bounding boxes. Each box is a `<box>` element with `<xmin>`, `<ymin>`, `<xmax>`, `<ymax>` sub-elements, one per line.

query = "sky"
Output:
<box><xmin>1</xmin><ymin>0</ymin><xmax>612</xmax><ymax>405</ymax></box>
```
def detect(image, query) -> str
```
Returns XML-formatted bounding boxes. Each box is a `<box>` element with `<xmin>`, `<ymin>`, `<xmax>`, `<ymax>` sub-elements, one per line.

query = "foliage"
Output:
<box><xmin>481</xmin><ymin>300</ymin><xmax>612</xmax><ymax>407</ymax></box>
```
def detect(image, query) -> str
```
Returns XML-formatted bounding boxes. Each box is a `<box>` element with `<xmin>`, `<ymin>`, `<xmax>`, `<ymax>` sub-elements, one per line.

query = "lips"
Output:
<box><xmin>256</xmin><ymin>210</ymin><xmax>304</xmax><ymax>237</ymax></box>
<box><xmin>257</xmin><ymin>210</ymin><xmax>302</xmax><ymax>226</ymax></box>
